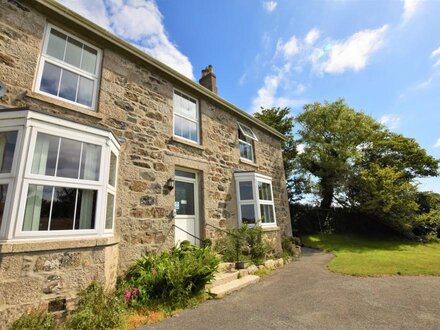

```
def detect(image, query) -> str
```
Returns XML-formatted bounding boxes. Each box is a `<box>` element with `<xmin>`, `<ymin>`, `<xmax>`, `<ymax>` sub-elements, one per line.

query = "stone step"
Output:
<box><xmin>209</xmin><ymin>275</ymin><xmax>260</xmax><ymax>298</ymax></box>
<box><xmin>211</xmin><ymin>271</ymin><xmax>239</xmax><ymax>288</ymax></box>
<box><xmin>218</xmin><ymin>262</ymin><xmax>235</xmax><ymax>272</ymax></box>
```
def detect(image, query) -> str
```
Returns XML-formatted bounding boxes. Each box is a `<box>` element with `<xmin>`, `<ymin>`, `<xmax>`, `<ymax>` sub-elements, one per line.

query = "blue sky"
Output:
<box><xmin>59</xmin><ymin>0</ymin><xmax>440</xmax><ymax>192</ymax></box>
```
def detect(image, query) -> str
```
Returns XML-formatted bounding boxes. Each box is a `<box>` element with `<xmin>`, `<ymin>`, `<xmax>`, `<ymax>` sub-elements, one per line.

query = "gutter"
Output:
<box><xmin>25</xmin><ymin>0</ymin><xmax>287</xmax><ymax>142</ymax></box>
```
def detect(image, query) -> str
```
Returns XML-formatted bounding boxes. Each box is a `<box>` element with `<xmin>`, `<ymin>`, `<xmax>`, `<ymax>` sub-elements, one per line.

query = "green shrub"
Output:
<box><xmin>125</xmin><ymin>243</ymin><xmax>219</xmax><ymax>310</ymax></box>
<box><xmin>215</xmin><ymin>224</ymin><xmax>272</xmax><ymax>265</ymax></box>
<box><xmin>12</xmin><ymin>309</ymin><xmax>55</xmax><ymax>330</ymax></box>
<box><xmin>64</xmin><ymin>282</ymin><xmax>125</xmax><ymax>330</ymax></box>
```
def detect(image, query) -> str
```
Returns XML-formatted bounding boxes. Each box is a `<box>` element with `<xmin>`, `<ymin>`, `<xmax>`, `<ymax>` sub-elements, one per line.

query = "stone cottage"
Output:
<box><xmin>0</xmin><ymin>0</ymin><xmax>292</xmax><ymax>326</ymax></box>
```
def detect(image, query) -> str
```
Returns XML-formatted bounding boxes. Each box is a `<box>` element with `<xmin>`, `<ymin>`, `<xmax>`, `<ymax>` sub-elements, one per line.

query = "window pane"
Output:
<box><xmin>0</xmin><ymin>184</ymin><xmax>7</xmax><ymax>229</ymax></box>
<box><xmin>64</xmin><ymin>37</ymin><xmax>82</xmax><ymax>68</ymax></box>
<box><xmin>240</xmin><ymin>141</ymin><xmax>253</xmax><ymax>161</ymax></box>
<box><xmin>239</xmin><ymin>181</ymin><xmax>253</xmax><ymax>200</ymax></box>
<box><xmin>46</xmin><ymin>28</ymin><xmax>66</xmax><ymax>60</ymax></box>
<box><xmin>56</xmin><ymin>138</ymin><xmax>82</xmax><ymax>179</ymax></box>
<box><xmin>105</xmin><ymin>193</ymin><xmax>114</xmax><ymax>230</ymax></box>
<box><xmin>238</xmin><ymin>123</ymin><xmax>257</xmax><ymax>140</ymax></box>
<box><xmin>32</xmin><ymin>133</ymin><xmax>59</xmax><ymax>176</ymax></box>
<box><xmin>59</xmin><ymin>69</ymin><xmax>79</xmax><ymax>102</ymax></box>
<box><xmin>80</xmin><ymin>142</ymin><xmax>101</xmax><ymax>181</ymax></box>
<box><xmin>23</xmin><ymin>185</ymin><xmax>53</xmax><ymax>231</ymax></box>
<box><xmin>81</xmin><ymin>45</ymin><xmax>97</xmax><ymax>74</ymax></box>
<box><xmin>241</xmin><ymin>204</ymin><xmax>256</xmax><ymax>224</ymax></box>
<box><xmin>77</xmin><ymin>76</ymin><xmax>94</xmax><ymax>107</ymax></box>
<box><xmin>174</xmin><ymin>91</ymin><xmax>197</xmax><ymax>120</ymax></box>
<box><xmin>175</xmin><ymin>170</ymin><xmax>195</xmax><ymax>179</ymax></box>
<box><xmin>40</xmin><ymin>62</ymin><xmax>61</xmax><ymax>96</ymax></box>
<box><xmin>182</xmin><ymin>117</ymin><xmax>190</xmax><ymax>140</ymax></box>
<box><xmin>189</xmin><ymin>120</ymin><xmax>198</xmax><ymax>142</ymax></box>
<box><xmin>0</xmin><ymin>131</ymin><xmax>18</xmax><ymax>173</ymax></box>
<box><xmin>174</xmin><ymin>115</ymin><xmax>182</xmax><ymax>137</ymax></box>
<box><xmin>75</xmin><ymin>189</ymin><xmax>97</xmax><ymax>229</ymax></box>
<box><xmin>109</xmin><ymin>152</ymin><xmax>117</xmax><ymax>186</ymax></box>
<box><xmin>258</xmin><ymin>182</ymin><xmax>272</xmax><ymax>201</ymax></box>
<box><xmin>175</xmin><ymin>181</ymin><xmax>195</xmax><ymax>215</ymax></box>
<box><xmin>174</xmin><ymin>116</ymin><xmax>197</xmax><ymax>142</ymax></box>
<box><xmin>260</xmin><ymin>204</ymin><xmax>275</xmax><ymax>224</ymax></box>
<box><xmin>50</xmin><ymin>187</ymin><xmax>76</xmax><ymax>230</ymax></box>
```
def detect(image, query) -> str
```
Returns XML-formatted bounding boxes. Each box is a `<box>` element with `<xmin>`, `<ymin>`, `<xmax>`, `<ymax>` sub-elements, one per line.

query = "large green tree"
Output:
<box><xmin>295</xmin><ymin>99</ymin><xmax>381</xmax><ymax>209</ymax></box>
<box><xmin>254</xmin><ymin>107</ymin><xmax>298</xmax><ymax>201</ymax></box>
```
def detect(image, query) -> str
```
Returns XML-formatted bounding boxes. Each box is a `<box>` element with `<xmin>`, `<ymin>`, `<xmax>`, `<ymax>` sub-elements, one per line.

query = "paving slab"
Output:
<box><xmin>140</xmin><ymin>248</ymin><xmax>440</xmax><ymax>330</ymax></box>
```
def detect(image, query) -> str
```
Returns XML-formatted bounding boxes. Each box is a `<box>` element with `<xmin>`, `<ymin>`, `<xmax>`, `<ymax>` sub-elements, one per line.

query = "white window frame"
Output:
<box><xmin>173</xmin><ymin>89</ymin><xmax>200</xmax><ymax>144</ymax></box>
<box><xmin>234</xmin><ymin>172</ymin><xmax>277</xmax><ymax>227</ymax></box>
<box><xmin>0</xmin><ymin>109</ymin><xmax>119</xmax><ymax>241</ymax></box>
<box><xmin>0</xmin><ymin>125</ymin><xmax>24</xmax><ymax>238</ymax></box>
<box><xmin>238</xmin><ymin>123</ymin><xmax>257</xmax><ymax>162</ymax></box>
<box><xmin>34</xmin><ymin>23</ymin><xmax>102</xmax><ymax>111</ymax></box>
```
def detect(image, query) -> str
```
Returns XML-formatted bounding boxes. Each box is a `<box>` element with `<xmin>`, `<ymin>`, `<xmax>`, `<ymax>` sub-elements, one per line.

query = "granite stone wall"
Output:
<box><xmin>0</xmin><ymin>0</ymin><xmax>292</xmax><ymax>327</ymax></box>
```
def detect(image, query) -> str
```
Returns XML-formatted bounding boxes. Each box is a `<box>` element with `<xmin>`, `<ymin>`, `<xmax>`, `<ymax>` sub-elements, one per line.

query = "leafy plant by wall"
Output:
<box><xmin>12</xmin><ymin>310</ymin><xmax>55</xmax><ymax>330</ymax></box>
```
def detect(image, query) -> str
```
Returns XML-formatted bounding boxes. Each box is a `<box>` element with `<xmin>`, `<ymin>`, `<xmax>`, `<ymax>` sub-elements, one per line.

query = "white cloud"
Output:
<box><xmin>263</xmin><ymin>0</ymin><xmax>277</xmax><ymax>12</ymax></box>
<box><xmin>304</xmin><ymin>28</ymin><xmax>320</xmax><ymax>46</ymax></box>
<box><xmin>402</xmin><ymin>0</ymin><xmax>423</xmax><ymax>22</ymax></box>
<box><xmin>312</xmin><ymin>25</ymin><xmax>388</xmax><ymax>74</ymax></box>
<box><xmin>435</xmin><ymin>59</ymin><xmax>440</xmax><ymax>68</ymax></box>
<box><xmin>414</xmin><ymin>76</ymin><xmax>433</xmax><ymax>90</ymax></box>
<box><xmin>379</xmin><ymin>114</ymin><xmax>401</xmax><ymax>130</ymax></box>
<box><xmin>432</xmin><ymin>47</ymin><xmax>440</xmax><ymax>58</ymax></box>
<box><xmin>276</xmin><ymin>36</ymin><xmax>300</xmax><ymax>58</ymax></box>
<box><xmin>296</xmin><ymin>143</ymin><xmax>305</xmax><ymax>154</ymax></box>
<box><xmin>434</xmin><ymin>138</ymin><xmax>440</xmax><ymax>148</ymax></box>
<box><xmin>57</xmin><ymin>0</ymin><xmax>194</xmax><ymax>79</ymax></box>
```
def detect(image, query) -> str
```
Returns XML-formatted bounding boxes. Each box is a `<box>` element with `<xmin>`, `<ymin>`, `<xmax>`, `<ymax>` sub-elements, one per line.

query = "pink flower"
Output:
<box><xmin>124</xmin><ymin>289</ymin><xmax>131</xmax><ymax>302</ymax></box>
<box><xmin>132</xmin><ymin>288</ymin><xmax>138</xmax><ymax>296</ymax></box>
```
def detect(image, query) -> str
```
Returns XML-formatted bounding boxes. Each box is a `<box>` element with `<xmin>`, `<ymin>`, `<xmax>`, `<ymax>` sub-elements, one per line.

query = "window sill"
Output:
<box><xmin>171</xmin><ymin>136</ymin><xmax>205</xmax><ymax>150</ymax></box>
<box><xmin>0</xmin><ymin>235</ymin><xmax>119</xmax><ymax>254</ymax></box>
<box><xmin>26</xmin><ymin>91</ymin><xmax>104</xmax><ymax>120</ymax></box>
<box><xmin>239</xmin><ymin>158</ymin><xmax>258</xmax><ymax>167</ymax></box>
<box><xmin>262</xmin><ymin>226</ymin><xmax>280</xmax><ymax>232</ymax></box>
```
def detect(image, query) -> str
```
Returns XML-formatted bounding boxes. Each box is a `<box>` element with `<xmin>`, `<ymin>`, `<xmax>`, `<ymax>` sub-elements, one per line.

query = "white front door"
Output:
<box><xmin>174</xmin><ymin>169</ymin><xmax>199</xmax><ymax>246</ymax></box>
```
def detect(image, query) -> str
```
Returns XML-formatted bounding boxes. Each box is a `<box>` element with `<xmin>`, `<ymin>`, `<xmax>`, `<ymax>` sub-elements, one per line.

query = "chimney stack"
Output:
<box><xmin>199</xmin><ymin>65</ymin><xmax>218</xmax><ymax>94</ymax></box>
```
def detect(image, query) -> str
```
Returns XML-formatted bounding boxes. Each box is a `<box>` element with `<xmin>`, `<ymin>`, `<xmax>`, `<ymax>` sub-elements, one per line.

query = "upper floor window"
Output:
<box><xmin>173</xmin><ymin>90</ymin><xmax>199</xmax><ymax>143</ymax></box>
<box><xmin>235</xmin><ymin>172</ymin><xmax>276</xmax><ymax>227</ymax></box>
<box><xmin>238</xmin><ymin>123</ymin><xmax>258</xmax><ymax>162</ymax></box>
<box><xmin>35</xmin><ymin>24</ymin><xmax>102</xmax><ymax>110</ymax></box>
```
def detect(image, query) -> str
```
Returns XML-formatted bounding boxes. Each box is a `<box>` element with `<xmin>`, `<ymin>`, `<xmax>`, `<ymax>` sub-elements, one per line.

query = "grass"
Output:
<box><xmin>302</xmin><ymin>233</ymin><xmax>440</xmax><ymax>276</ymax></box>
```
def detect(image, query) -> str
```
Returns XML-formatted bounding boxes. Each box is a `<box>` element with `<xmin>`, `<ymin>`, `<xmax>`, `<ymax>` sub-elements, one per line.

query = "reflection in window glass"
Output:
<box><xmin>175</xmin><ymin>170</ymin><xmax>195</xmax><ymax>179</ymax></box>
<box><xmin>46</xmin><ymin>29</ymin><xmax>66</xmax><ymax>61</ymax></box>
<box><xmin>57</xmin><ymin>138</ymin><xmax>82</xmax><ymax>179</ymax></box>
<box><xmin>77</xmin><ymin>76</ymin><xmax>94</xmax><ymax>107</ymax></box>
<box><xmin>0</xmin><ymin>131</ymin><xmax>18</xmax><ymax>173</ymax></box>
<box><xmin>80</xmin><ymin>143</ymin><xmax>101</xmax><ymax>181</ymax></box>
<box><xmin>105</xmin><ymin>193</ymin><xmax>114</xmax><ymax>229</ymax></box>
<box><xmin>23</xmin><ymin>185</ymin><xmax>53</xmax><ymax>231</ymax></box>
<box><xmin>0</xmin><ymin>184</ymin><xmax>8</xmax><ymax>229</ymax></box>
<box><xmin>50</xmin><ymin>187</ymin><xmax>76</xmax><ymax>230</ymax></box>
<box><xmin>40</xmin><ymin>62</ymin><xmax>61</xmax><ymax>96</ymax></box>
<box><xmin>64</xmin><ymin>37</ymin><xmax>82</xmax><ymax>68</ymax></box>
<box><xmin>108</xmin><ymin>153</ymin><xmax>117</xmax><ymax>186</ymax></box>
<box><xmin>81</xmin><ymin>45</ymin><xmax>97</xmax><ymax>74</ymax></box>
<box><xmin>173</xmin><ymin>90</ymin><xmax>199</xmax><ymax>142</ymax></box>
<box><xmin>23</xmin><ymin>184</ymin><xmax>97</xmax><ymax>231</ymax></box>
<box><xmin>260</xmin><ymin>204</ymin><xmax>275</xmax><ymax>224</ymax></box>
<box><xmin>258</xmin><ymin>182</ymin><xmax>272</xmax><ymax>201</ymax></box>
<box><xmin>239</xmin><ymin>181</ymin><xmax>253</xmax><ymax>200</ymax></box>
<box><xmin>32</xmin><ymin>133</ymin><xmax>101</xmax><ymax>181</ymax></box>
<box><xmin>59</xmin><ymin>69</ymin><xmax>79</xmax><ymax>102</ymax></box>
<box><xmin>175</xmin><ymin>181</ymin><xmax>195</xmax><ymax>215</ymax></box>
<box><xmin>241</xmin><ymin>205</ymin><xmax>256</xmax><ymax>224</ymax></box>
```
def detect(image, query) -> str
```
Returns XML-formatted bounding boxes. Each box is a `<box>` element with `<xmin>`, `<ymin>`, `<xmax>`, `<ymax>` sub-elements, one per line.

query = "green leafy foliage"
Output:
<box><xmin>125</xmin><ymin>243</ymin><xmax>219</xmax><ymax>310</ymax></box>
<box><xmin>254</xmin><ymin>107</ymin><xmax>298</xmax><ymax>201</ymax></box>
<box><xmin>12</xmin><ymin>310</ymin><xmax>55</xmax><ymax>330</ymax></box>
<box><xmin>215</xmin><ymin>225</ymin><xmax>272</xmax><ymax>265</ymax></box>
<box><xmin>64</xmin><ymin>282</ymin><xmax>125</xmax><ymax>330</ymax></box>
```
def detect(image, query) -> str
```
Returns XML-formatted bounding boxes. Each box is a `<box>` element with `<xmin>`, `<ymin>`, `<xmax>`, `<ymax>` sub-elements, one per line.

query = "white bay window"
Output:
<box><xmin>0</xmin><ymin>108</ymin><xmax>119</xmax><ymax>241</ymax></box>
<box><xmin>235</xmin><ymin>172</ymin><xmax>276</xmax><ymax>227</ymax></box>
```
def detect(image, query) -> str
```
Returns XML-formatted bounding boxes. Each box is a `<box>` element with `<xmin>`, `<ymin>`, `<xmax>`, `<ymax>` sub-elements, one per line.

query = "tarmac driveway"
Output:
<box><xmin>141</xmin><ymin>248</ymin><xmax>440</xmax><ymax>330</ymax></box>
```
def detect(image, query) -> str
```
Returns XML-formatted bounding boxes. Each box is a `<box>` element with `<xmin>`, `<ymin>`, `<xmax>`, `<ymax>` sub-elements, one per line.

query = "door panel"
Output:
<box><xmin>174</xmin><ymin>170</ymin><xmax>199</xmax><ymax>246</ymax></box>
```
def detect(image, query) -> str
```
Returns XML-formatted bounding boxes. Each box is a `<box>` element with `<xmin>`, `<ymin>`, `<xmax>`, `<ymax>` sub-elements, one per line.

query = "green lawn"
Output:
<box><xmin>302</xmin><ymin>233</ymin><xmax>440</xmax><ymax>276</ymax></box>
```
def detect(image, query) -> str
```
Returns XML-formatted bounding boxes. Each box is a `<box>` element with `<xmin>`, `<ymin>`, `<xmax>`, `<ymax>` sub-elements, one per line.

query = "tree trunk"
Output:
<box><xmin>320</xmin><ymin>177</ymin><xmax>334</xmax><ymax>210</ymax></box>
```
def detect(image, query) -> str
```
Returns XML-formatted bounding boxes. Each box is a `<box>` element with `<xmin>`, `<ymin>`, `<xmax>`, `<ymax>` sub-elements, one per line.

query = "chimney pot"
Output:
<box><xmin>199</xmin><ymin>65</ymin><xmax>218</xmax><ymax>94</ymax></box>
